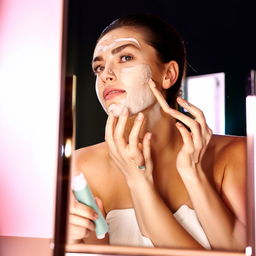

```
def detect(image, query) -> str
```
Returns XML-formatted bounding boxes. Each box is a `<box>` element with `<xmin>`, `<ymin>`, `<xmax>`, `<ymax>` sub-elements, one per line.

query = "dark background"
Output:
<box><xmin>66</xmin><ymin>0</ymin><xmax>256</xmax><ymax>149</ymax></box>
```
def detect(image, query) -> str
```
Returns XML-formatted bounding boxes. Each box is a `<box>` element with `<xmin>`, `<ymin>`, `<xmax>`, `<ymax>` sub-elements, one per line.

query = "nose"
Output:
<box><xmin>100</xmin><ymin>67</ymin><xmax>116</xmax><ymax>83</ymax></box>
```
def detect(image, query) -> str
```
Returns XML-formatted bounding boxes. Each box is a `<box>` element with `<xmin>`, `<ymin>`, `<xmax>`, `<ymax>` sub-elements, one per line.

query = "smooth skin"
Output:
<box><xmin>68</xmin><ymin>27</ymin><xmax>246</xmax><ymax>250</ymax></box>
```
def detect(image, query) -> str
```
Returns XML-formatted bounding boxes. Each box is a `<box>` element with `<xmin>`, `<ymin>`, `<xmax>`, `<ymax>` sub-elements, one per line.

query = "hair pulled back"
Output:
<box><xmin>98</xmin><ymin>13</ymin><xmax>186</xmax><ymax>107</ymax></box>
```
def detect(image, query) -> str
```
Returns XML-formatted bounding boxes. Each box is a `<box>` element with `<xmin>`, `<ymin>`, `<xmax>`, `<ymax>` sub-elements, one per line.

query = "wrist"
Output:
<box><xmin>125</xmin><ymin>172</ymin><xmax>154</xmax><ymax>191</ymax></box>
<box><xmin>178</xmin><ymin>164</ymin><xmax>206</xmax><ymax>186</ymax></box>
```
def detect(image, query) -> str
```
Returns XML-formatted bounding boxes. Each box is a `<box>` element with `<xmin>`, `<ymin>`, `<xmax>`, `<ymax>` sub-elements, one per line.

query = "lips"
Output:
<box><xmin>103</xmin><ymin>88</ymin><xmax>126</xmax><ymax>100</ymax></box>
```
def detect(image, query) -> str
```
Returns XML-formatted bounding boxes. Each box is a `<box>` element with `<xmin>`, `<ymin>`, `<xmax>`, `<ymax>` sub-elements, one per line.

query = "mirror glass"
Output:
<box><xmin>64</xmin><ymin>1</ymin><xmax>256</xmax><ymax>255</ymax></box>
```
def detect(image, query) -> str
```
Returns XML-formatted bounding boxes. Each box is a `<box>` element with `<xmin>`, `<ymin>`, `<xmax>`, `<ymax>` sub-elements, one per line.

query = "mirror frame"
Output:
<box><xmin>66</xmin><ymin>243</ymin><xmax>245</xmax><ymax>256</ymax></box>
<box><xmin>57</xmin><ymin>73</ymin><xmax>251</xmax><ymax>256</ymax></box>
<box><xmin>54</xmin><ymin>2</ymin><xmax>254</xmax><ymax>255</ymax></box>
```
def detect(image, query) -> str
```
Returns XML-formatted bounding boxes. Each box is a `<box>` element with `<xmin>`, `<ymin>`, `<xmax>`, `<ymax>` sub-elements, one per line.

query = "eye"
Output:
<box><xmin>120</xmin><ymin>55</ymin><xmax>133</xmax><ymax>62</ymax></box>
<box><xmin>93</xmin><ymin>65</ymin><xmax>105</xmax><ymax>74</ymax></box>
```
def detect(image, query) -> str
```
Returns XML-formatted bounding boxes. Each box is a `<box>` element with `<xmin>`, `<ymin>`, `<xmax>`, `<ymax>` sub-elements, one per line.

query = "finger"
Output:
<box><xmin>148</xmin><ymin>80</ymin><xmax>198</xmax><ymax>132</ymax></box>
<box><xmin>69</xmin><ymin>214</ymin><xmax>95</xmax><ymax>232</ymax></box>
<box><xmin>170</xmin><ymin>106</ymin><xmax>201</xmax><ymax>144</ymax></box>
<box><xmin>176</xmin><ymin>97</ymin><xmax>213</xmax><ymax>145</ymax></box>
<box><xmin>142</xmin><ymin>132</ymin><xmax>153</xmax><ymax>171</ymax></box>
<box><xmin>68</xmin><ymin>224</ymin><xmax>87</xmax><ymax>241</ymax></box>
<box><xmin>105</xmin><ymin>111</ymin><xmax>117</xmax><ymax>142</ymax></box>
<box><xmin>70</xmin><ymin>201</ymin><xmax>98</xmax><ymax>221</ymax></box>
<box><xmin>69</xmin><ymin>189</ymin><xmax>76</xmax><ymax>204</ymax></box>
<box><xmin>105</xmin><ymin>111</ymin><xmax>119</xmax><ymax>156</ymax></box>
<box><xmin>176</xmin><ymin>97</ymin><xmax>209</xmax><ymax>132</ymax></box>
<box><xmin>94</xmin><ymin>196</ymin><xmax>105</xmax><ymax>216</ymax></box>
<box><xmin>114</xmin><ymin>107</ymin><xmax>129</xmax><ymax>148</ymax></box>
<box><xmin>129</xmin><ymin>112</ymin><xmax>144</xmax><ymax>150</ymax></box>
<box><xmin>176</xmin><ymin>122</ymin><xmax>194</xmax><ymax>154</ymax></box>
<box><xmin>148</xmin><ymin>79</ymin><xmax>203</xmax><ymax>153</ymax></box>
<box><xmin>149</xmin><ymin>79</ymin><xmax>171</xmax><ymax>113</ymax></box>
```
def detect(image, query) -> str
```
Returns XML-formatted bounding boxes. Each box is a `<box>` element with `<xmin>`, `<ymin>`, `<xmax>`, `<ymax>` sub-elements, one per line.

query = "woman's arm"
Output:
<box><xmin>127</xmin><ymin>174</ymin><xmax>204</xmax><ymax>249</ymax></box>
<box><xmin>180</xmin><ymin>160</ymin><xmax>246</xmax><ymax>251</ymax></box>
<box><xmin>182</xmin><ymin>139</ymin><xmax>247</xmax><ymax>250</ymax></box>
<box><xmin>67</xmin><ymin>150</ymin><xmax>110</xmax><ymax>245</ymax></box>
<box><xmin>105</xmin><ymin>108</ymin><xmax>203</xmax><ymax>249</ymax></box>
<box><xmin>149</xmin><ymin>80</ymin><xmax>246</xmax><ymax>250</ymax></box>
<box><xmin>171</xmin><ymin>98</ymin><xmax>246</xmax><ymax>251</ymax></box>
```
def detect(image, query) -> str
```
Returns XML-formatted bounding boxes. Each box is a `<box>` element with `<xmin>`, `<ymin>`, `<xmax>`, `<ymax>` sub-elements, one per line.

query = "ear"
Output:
<box><xmin>161</xmin><ymin>61</ymin><xmax>179</xmax><ymax>89</ymax></box>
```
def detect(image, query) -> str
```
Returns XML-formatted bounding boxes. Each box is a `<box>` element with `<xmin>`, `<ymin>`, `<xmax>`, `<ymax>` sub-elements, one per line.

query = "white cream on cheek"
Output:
<box><xmin>120</xmin><ymin>64</ymin><xmax>154</xmax><ymax>113</ymax></box>
<box><xmin>95</xmin><ymin>76</ymin><xmax>108</xmax><ymax>112</ymax></box>
<box><xmin>94</xmin><ymin>38</ymin><xmax>142</xmax><ymax>114</ymax></box>
<box><xmin>94</xmin><ymin>38</ymin><xmax>156</xmax><ymax>116</ymax></box>
<box><xmin>106</xmin><ymin>64</ymin><xmax>156</xmax><ymax>116</ymax></box>
<box><xmin>95</xmin><ymin>64</ymin><xmax>155</xmax><ymax>116</ymax></box>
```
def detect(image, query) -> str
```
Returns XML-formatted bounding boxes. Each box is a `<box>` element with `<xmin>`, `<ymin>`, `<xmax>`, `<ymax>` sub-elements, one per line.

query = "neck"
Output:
<box><xmin>124</xmin><ymin>102</ymin><xmax>182</xmax><ymax>158</ymax></box>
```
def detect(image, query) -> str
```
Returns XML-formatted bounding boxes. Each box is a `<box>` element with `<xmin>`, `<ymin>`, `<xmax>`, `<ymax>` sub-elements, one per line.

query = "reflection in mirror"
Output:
<box><xmin>184</xmin><ymin>73</ymin><xmax>225</xmax><ymax>135</ymax></box>
<box><xmin>246</xmin><ymin>70</ymin><xmax>256</xmax><ymax>256</ymax></box>
<box><xmin>64</xmin><ymin>12</ymin><xmax>250</xmax><ymax>256</ymax></box>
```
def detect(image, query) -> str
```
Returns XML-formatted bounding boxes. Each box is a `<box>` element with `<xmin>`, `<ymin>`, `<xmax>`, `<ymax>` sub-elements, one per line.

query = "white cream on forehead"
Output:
<box><xmin>94</xmin><ymin>37</ymin><xmax>141</xmax><ymax>55</ymax></box>
<box><xmin>95</xmin><ymin>64</ymin><xmax>156</xmax><ymax>117</ymax></box>
<box><xmin>114</xmin><ymin>38</ymin><xmax>140</xmax><ymax>47</ymax></box>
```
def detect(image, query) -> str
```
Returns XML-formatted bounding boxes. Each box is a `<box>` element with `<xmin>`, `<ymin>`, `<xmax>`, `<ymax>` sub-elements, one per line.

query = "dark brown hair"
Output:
<box><xmin>98</xmin><ymin>13</ymin><xmax>186</xmax><ymax>107</ymax></box>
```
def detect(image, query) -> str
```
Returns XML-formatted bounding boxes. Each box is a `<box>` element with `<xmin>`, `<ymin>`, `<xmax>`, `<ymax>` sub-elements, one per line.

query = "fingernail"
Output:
<box><xmin>168</xmin><ymin>108</ymin><xmax>176</xmax><ymax>114</ymax></box>
<box><xmin>176</xmin><ymin>122</ymin><xmax>183</xmax><ymax>127</ymax></box>
<box><xmin>122</xmin><ymin>107</ymin><xmax>128</xmax><ymax>116</ymax></box>
<box><xmin>150</xmin><ymin>78</ymin><xmax>156</xmax><ymax>87</ymax></box>
<box><xmin>94</xmin><ymin>213</ymin><xmax>98</xmax><ymax>220</ymax></box>
<box><xmin>178</xmin><ymin>97</ymin><xmax>190</xmax><ymax>106</ymax></box>
<box><xmin>136</xmin><ymin>112</ymin><xmax>143</xmax><ymax>120</ymax></box>
<box><xmin>184</xmin><ymin>101</ymin><xmax>190</xmax><ymax>107</ymax></box>
<box><xmin>147</xmin><ymin>133</ymin><xmax>152</xmax><ymax>140</ymax></box>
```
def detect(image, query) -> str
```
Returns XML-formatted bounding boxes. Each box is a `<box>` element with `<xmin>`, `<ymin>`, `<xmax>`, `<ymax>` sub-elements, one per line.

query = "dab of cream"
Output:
<box><xmin>97</xmin><ymin>64</ymin><xmax>155</xmax><ymax>117</ymax></box>
<box><xmin>94</xmin><ymin>37</ymin><xmax>141</xmax><ymax>56</ymax></box>
<box><xmin>108</xmin><ymin>104</ymin><xmax>124</xmax><ymax>116</ymax></box>
<box><xmin>114</xmin><ymin>38</ymin><xmax>140</xmax><ymax>47</ymax></box>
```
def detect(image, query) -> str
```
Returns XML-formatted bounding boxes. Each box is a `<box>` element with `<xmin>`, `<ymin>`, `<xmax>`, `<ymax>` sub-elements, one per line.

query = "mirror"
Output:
<box><xmin>59</xmin><ymin>1</ymin><xmax>256</xmax><ymax>255</ymax></box>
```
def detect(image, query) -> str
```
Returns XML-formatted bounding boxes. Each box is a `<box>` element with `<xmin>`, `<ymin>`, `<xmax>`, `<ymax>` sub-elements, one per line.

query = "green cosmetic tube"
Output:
<box><xmin>72</xmin><ymin>173</ymin><xmax>109</xmax><ymax>239</ymax></box>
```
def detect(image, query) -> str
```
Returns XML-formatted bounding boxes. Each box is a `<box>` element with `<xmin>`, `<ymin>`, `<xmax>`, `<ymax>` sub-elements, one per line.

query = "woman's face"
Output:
<box><xmin>92</xmin><ymin>27</ymin><xmax>164</xmax><ymax>116</ymax></box>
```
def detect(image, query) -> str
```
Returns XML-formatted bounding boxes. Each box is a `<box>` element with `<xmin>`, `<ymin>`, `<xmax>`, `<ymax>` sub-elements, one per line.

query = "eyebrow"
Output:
<box><xmin>92</xmin><ymin>43</ymin><xmax>140</xmax><ymax>64</ymax></box>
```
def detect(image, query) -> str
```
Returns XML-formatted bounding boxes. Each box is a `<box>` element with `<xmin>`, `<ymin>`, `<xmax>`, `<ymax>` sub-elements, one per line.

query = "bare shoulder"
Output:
<box><xmin>71</xmin><ymin>142</ymin><xmax>111</xmax><ymax>197</ymax></box>
<box><xmin>216</xmin><ymin>134</ymin><xmax>246</xmax><ymax>152</ymax></box>
<box><xmin>208</xmin><ymin>134</ymin><xmax>246</xmax><ymax>223</ymax></box>
<box><xmin>73</xmin><ymin>142</ymin><xmax>109</xmax><ymax>171</ymax></box>
<box><xmin>211</xmin><ymin>134</ymin><xmax>246</xmax><ymax>171</ymax></box>
<box><xmin>208</xmin><ymin>135</ymin><xmax>246</xmax><ymax>184</ymax></box>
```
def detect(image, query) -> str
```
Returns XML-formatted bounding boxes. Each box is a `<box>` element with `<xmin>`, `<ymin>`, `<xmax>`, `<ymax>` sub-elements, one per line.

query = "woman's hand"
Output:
<box><xmin>174</xmin><ymin>97</ymin><xmax>212</xmax><ymax>178</ymax></box>
<box><xmin>105</xmin><ymin>107</ymin><xmax>153</xmax><ymax>184</ymax></box>
<box><xmin>67</xmin><ymin>194</ymin><xmax>102</xmax><ymax>244</ymax></box>
<box><xmin>149</xmin><ymin>79</ymin><xmax>212</xmax><ymax>179</ymax></box>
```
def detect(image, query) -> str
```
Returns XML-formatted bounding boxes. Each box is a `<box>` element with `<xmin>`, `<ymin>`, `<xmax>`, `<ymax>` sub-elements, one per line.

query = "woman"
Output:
<box><xmin>68</xmin><ymin>13</ymin><xmax>246</xmax><ymax>250</ymax></box>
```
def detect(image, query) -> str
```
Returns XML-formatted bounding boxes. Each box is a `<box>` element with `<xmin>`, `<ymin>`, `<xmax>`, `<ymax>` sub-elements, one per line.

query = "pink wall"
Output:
<box><xmin>0</xmin><ymin>0</ymin><xmax>63</xmax><ymax>238</ymax></box>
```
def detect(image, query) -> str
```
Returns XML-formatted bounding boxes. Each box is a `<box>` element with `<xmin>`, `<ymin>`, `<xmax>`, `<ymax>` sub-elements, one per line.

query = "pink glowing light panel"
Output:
<box><xmin>0</xmin><ymin>0</ymin><xmax>63</xmax><ymax>238</ymax></box>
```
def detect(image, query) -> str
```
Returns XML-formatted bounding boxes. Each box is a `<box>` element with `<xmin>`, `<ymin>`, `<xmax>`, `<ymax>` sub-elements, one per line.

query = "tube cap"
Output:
<box><xmin>71</xmin><ymin>173</ymin><xmax>88</xmax><ymax>191</ymax></box>
<box><xmin>96</xmin><ymin>233</ymin><xmax>106</xmax><ymax>239</ymax></box>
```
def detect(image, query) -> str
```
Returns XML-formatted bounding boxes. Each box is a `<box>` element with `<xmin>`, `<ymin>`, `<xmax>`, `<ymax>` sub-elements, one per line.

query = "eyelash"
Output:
<box><xmin>93</xmin><ymin>65</ymin><xmax>104</xmax><ymax>74</ymax></box>
<box><xmin>120</xmin><ymin>54</ymin><xmax>133</xmax><ymax>62</ymax></box>
<box><xmin>93</xmin><ymin>54</ymin><xmax>134</xmax><ymax>75</ymax></box>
